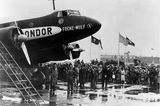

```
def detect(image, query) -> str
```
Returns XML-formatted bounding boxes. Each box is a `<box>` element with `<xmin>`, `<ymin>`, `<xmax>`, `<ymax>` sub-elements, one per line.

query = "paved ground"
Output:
<box><xmin>1</xmin><ymin>81</ymin><xmax>160</xmax><ymax>106</ymax></box>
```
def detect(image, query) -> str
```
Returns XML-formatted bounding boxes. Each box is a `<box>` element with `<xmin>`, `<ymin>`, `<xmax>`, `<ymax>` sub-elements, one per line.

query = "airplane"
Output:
<box><xmin>0</xmin><ymin>9</ymin><xmax>101</xmax><ymax>68</ymax></box>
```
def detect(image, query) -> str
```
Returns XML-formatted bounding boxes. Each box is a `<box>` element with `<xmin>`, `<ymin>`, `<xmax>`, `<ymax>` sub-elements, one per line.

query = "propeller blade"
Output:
<box><xmin>14</xmin><ymin>21</ymin><xmax>21</xmax><ymax>34</ymax></box>
<box><xmin>69</xmin><ymin>51</ymin><xmax>74</xmax><ymax>66</ymax></box>
<box><xmin>21</xmin><ymin>42</ymin><xmax>31</xmax><ymax>65</ymax></box>
<box><xmin>72</xmin><ymin>48</ymin><xmax>85</xmax><ymax>52</ymax></box>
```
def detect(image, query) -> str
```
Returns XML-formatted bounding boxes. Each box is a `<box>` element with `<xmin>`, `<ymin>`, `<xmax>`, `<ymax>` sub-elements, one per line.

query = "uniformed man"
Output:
<box><xmin>49</xmin><ymin>63</ymin><xmax>58</xmax><ymax>96</ymax></box>
<box><xmin>79</xmin><ymin>64</ymin><xmax>86</xmax><ymax>89</ymax></box>
<box><xmin>157</xmin><ymin>67</ymin><xmax>160</xmax><ymax>89</ymax></box>
<box><xmin>67</xmin><ymin>64</ymin><xmax>74</xmax><ymax>94</ymax></box>
<box><xmin>121</xmin><ymin>68</ymin><xmax>126</xmax><ymax>84</ymax></box>
<box><xmin>73</xmin><ymin>64</ymin><xmax>79</xmax><ymax>88</ymax></box>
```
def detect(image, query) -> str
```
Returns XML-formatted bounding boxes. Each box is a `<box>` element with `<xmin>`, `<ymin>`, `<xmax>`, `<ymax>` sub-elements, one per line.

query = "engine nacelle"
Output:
<box><xmin>62</xmin><ymin>43</ymin><xmax>84</xmax><ymax>60</ymax></box>
<box><xmin>12</xmin><ymin>27</ymin><xmax>27</xmax><ymax>42</ymax></box>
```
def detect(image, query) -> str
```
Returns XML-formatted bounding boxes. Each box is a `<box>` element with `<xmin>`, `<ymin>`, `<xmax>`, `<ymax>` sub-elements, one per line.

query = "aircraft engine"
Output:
<box><xmin>12</xmin><ymin>28</ymin><xmax>27</xmax><ymax>42</ymax></box>
<box><xmin>0</xmin><ymin>26</ymin><xmax>25</xmax><ymax>46</ymax></box>
<box><xmin>62</xmin><ymin>43</ymin><xmax>84</xmax><ymax>60</ymax></box>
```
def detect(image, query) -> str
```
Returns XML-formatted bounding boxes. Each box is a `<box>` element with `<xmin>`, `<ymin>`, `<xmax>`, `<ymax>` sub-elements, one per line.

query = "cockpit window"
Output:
<box><xmin>62</xmin><ymin>11</ymin><xmax>68</xmax><ymax>16</ymax></box>
<box><xmin>67</xmin><ymin>10</ymin><xmax>81</xmax><ymax>16</ymax></box>
<box><xmin>57</xmin><ymin>10</ymin><xmax>81</xmax><ymax>17</ymax></box>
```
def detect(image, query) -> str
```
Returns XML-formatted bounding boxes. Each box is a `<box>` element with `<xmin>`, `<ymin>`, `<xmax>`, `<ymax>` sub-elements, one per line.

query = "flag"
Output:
<box><xmin>91</xmin><ymin>36</ymin><xmax>100</xmax><ymax>45</ymax></box>
<box><xmin>126</xmin><ymin>37</ymin><xmax>135</xmax><ymax>46</ymax></box>
<box><xmin>91</xmin><ymin>36</ymin><xmax>103</xmax><ymax>49</ymax></box>
<box><xmin>119</xmin><ymin>33</ymin><xmax>127</xmax><ymax>46</ymax></box>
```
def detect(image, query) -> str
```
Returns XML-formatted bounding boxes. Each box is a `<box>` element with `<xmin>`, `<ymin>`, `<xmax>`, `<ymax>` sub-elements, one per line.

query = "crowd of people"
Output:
<box><xmin>32</xmin><ymin>59</ymin><xmax>160</xmax><ymax>96</ymax></box>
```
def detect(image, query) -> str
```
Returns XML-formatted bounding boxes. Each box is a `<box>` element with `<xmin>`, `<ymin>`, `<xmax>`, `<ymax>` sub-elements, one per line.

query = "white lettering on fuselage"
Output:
<box><xmin>62</xmin><ymin>26</ymin><xmax>74</xmax><ymax>31</ymax></box>
<box><xmin>62</xmin><ymin>24</ymin><xmax>85</xmax><ymax>31</ymax></box>
<box><xmin>22</xmin><ymin>26</ymin><xmax>61</xmax><ymax>40</ymax></box>
<box><xmin>24</xmin><ymin>27</ymin><xmax>52</xmax><ymax>37</ymax></box>
<box><xmin>75</xmin><ymin>24</ymin><xmax>85</xmax><ymax>30</ymax></box>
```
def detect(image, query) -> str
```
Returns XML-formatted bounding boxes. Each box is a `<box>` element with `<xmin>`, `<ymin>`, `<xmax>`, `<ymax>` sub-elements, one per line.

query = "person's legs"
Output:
<box><xmin>67</xmin><ymin>82</ymin><xmax>70</xmax><ymax>94</ymax></box>
<box><xmin>102</xmin><ymin>78</ymin><xmax>104</xmax><ymax>89</ymax></box>
<box><xmin>105</xmin><ymin>78</ymin><xmax>108</xmax><ymax>89</ymax></box>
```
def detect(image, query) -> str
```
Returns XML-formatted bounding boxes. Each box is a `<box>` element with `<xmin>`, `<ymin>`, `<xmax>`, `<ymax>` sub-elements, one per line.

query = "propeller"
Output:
<box><xmin>68</xmin><ymin>43</ymin><xmax>85</xmax><ymax>52</ymax></box>
<box><xmin>14</xmin><ymin>21</ymin><xmax>31</xmax><ymax>65</ymax></box>
<box><xmin>67</xmin><ymin>43</ymin><xmax>84</xmax><ymax>66</ymax></box>
<box><xmin>65</xmin><ymin>43</ymin><xmax>74</xmax><ymax>66</ymax></box>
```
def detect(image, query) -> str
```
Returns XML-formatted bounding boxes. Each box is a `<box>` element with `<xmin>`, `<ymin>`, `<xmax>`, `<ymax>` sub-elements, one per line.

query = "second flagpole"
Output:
<box><xmin>90</xmin><ymin>36</ymin><xmax>92</xmax><ymax>62</ymax></box>
<box><xmin>118</xmin><ymin>33</ymin><xmax>120</xmax><ymax>68</ymax></box>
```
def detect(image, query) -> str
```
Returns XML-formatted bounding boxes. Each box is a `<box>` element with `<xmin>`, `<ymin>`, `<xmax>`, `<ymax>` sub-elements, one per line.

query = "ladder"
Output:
<box><xmin>0</xmin><ymin>41</ymin><xmax>45</xmax><ymax>106</ymax></box>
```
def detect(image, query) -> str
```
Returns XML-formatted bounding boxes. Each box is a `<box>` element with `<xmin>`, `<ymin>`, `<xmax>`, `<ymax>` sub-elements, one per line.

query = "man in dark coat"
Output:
<box><xmin>101</xmin><ymin>65</ymin><xmax>109</xmax><ymax>89</ymax></box>
<box><xmin>90</xmin><ymin>65</ymin><xmax>98</xmax><ymax>90</ymax></box>
<box><xmin>31</xmin><ymin>67</ymin><xmax>45</xmax><ymax>90</ymax></box>
<box><xmin>79</xmin><ymin>64</ymin><xmax>86</xmax><ymax>89</ymax></box>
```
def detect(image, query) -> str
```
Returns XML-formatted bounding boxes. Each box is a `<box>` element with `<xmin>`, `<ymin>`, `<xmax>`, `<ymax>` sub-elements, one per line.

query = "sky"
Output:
<box><xmin>0</xmin><ymin>0</ymin><xmax>160</xmax><ymax>62</ymax></box>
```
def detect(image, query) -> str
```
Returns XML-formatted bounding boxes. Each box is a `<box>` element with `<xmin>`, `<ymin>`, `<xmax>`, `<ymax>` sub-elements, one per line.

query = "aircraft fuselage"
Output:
<box><xmin>0</xmin><ymin>10</ymin><xmax>101</xmax><ymax>66</ymax></box>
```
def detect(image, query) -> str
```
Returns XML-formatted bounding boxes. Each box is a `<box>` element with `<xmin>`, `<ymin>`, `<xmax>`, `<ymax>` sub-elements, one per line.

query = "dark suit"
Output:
<box><xmin>102</xmin><ymin>66</ymin><xmax>109</xmax><ymax>89</ymax></box>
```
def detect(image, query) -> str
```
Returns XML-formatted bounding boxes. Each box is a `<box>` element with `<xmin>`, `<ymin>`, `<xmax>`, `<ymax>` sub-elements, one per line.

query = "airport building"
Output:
<box><xmin>100</xmin><ymin>54</ymin><xmax>160</xmax><ymax>65</ymax></box>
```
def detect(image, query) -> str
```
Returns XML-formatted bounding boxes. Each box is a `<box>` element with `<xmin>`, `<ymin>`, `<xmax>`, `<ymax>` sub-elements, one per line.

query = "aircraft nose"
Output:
<box><xmin>85</xmin><ymin>17</ymin><xmax>101</xmax><ymax>34</ymax></box>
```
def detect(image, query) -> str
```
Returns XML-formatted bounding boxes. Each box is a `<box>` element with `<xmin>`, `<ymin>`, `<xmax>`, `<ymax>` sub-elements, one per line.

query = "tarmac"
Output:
<box><xmin>1</xmin><ymin>81</ymin><xmax>160</xmax><ymax>106</ymax></box>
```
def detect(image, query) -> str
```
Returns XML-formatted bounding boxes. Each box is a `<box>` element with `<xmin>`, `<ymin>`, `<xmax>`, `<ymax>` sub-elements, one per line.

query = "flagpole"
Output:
<box><xmin>124</xmin><ymin>47</ymin><xmax>127</xmax><ymax>68</ymax></box>
<box><xmin>90</xmin><ymin>36</ymin><xmax>103</xmax><ymax>62</ymax></box>
<box><xmin>124</xmin><ymin>36</ymin><xmax>127</xmax><ymax>67</ymax></box>
<box><xmin>98</xmin><ymin>36</ymin><xmax>101</xmax><ymax>61</ymax></box>
<box><xmin>118</xmin><ymin>33</ymin><xmax>120</xmax><ymax>68</ymax></box>
<box><xmin>98</xmin><ymin>41</ymin><xmax>100</xmax><ymax>61</ymax></box>
<box><xmin>90</xmin><ymin>36</ymin><xmax>92</xmax><ymax>62</ymax></box>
